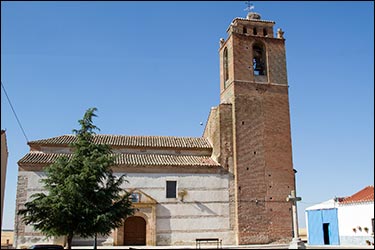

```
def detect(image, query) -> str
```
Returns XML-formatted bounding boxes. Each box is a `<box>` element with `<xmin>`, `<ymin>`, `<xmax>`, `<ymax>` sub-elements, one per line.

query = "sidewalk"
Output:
<box><xmin>72</xmin><ymin>245</ymin><xmax>289</xmax><ymax>249</ymax></box>
<box><xmin>71</xmin><ymin>244</ymin><xmax>374</xmax><ymax>249</ymax></box>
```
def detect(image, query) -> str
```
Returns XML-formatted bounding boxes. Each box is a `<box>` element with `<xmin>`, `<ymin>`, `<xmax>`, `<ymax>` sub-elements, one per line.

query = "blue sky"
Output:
<box><xmin>1</xmin><ymin>1</ymin><xmax>374</xmax><ymax>231</ymax></box>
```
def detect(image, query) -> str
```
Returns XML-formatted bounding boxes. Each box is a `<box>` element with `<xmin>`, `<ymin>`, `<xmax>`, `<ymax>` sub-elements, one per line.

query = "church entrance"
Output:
<box><xmin>124</xmin><ymin>216</ymin><xmax>146</xmax><ymax>245</ymax></box>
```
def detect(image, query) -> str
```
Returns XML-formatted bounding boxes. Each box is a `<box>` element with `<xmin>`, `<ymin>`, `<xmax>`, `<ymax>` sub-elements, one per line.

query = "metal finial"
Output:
<box><xmin>244</xmin><ymin>1</ymin><xmax>255</xmax><ymax>13</ymax></box>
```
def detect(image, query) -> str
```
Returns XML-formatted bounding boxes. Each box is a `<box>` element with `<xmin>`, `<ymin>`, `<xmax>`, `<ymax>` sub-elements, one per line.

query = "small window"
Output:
<box><xmin>263</xmin><ymin>28</ymin><xmax>268</xmax><ymax>36</ymax></box>
<box><xmin>243</xmin><ymin>26</ymin><xmax>247</xmax><ymax>34</ymax></box>
<box><xmin>131</xmin><ymin>193</ymin><xmax>140</xmax><ymax>203</ymax></box>
<box><xmin>166</xmin><ymin>181</ymin><xmax>177</xmax><ymax>198</ymax></box>
<box><xmin>223</xmin><ymin>47</ymin><xmax>229</xmax><ymax>83</ymax></box>
<box><xmin>253</xmin><ymin>27</ymin><xmax>257</xmax><ymax>35</ymax></box>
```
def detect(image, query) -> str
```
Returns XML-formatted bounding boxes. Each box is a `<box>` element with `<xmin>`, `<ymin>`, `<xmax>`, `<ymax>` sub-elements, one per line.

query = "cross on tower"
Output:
<box><xmin>287</xmin><ymin>190</ymin><xmax>301</xmax><ymax>203</ymax></box>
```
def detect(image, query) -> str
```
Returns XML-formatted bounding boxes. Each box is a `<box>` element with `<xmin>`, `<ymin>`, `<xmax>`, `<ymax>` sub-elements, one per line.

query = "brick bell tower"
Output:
<box><xmin>212</xmin><ymin>10</ymin><xmax>295</xmax><ymax>244</ymax></box>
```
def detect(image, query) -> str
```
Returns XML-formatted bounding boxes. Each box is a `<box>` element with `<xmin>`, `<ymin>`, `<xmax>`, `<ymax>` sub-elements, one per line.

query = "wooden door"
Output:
<box><xmin>124</xmin><ymin>216</ymin><xmax>146</xmax><ymax>245</ymax></box>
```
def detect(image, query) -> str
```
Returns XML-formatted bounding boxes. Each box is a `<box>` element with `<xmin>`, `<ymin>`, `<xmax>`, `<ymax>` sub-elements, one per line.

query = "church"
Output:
<box><xmin>14</xmin><ymin>10</ymin><xmax>296</xmax><ymax>248</ymax></box>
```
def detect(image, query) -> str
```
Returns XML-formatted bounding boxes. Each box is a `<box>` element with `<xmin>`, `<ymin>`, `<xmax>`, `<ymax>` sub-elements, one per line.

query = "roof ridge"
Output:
<box><xmin>28</xmin><ymin>134</ymin><xmax>212</xmax><ymax>149</ymax></box>
<box><xmin>30</xmin><ymin>134</ymin><xmax>208</xmax><ymax>140</ymax></box>
<box><xmin>95</xmin><ymin>134</ymin><xmax>207</xmax><ymax>139</ymax></box>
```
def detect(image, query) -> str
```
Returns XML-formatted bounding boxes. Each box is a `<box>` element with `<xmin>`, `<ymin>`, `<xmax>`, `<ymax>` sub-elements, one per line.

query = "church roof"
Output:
<box><xmin>18</xmin><ymin>152</ymin><xmax>220</xmax><ymax>168</ymax></box>
<box><xmin>28</xmin><ymin>134</ymin><xmax>212</xmax><ymax>150</ymax></box>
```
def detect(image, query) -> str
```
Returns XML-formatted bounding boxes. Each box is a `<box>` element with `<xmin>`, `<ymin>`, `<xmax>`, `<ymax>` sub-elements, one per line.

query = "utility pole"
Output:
<box><xmin>287</xmin><ymin>189</ymin><xmax>306</xmax><ymax>249</ymax></box>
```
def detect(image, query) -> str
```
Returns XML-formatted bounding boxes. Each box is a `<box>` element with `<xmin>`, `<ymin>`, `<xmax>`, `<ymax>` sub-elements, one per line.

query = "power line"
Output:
<box><xmin>1</xmin><ymin>81</ymin><xmax>29</xmax><ymax>142</ymax></box>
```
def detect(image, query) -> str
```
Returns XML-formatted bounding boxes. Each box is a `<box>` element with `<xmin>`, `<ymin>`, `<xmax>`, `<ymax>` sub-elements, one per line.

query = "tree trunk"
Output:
<box><xmin>67</xmin><ymin>233</ymin><xmax>73</xmax><ymax>250</ymax></box>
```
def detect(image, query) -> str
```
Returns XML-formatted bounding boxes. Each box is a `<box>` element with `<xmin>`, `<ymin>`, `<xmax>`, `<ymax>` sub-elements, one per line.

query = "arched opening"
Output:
<box><xmin>124</xmin><ymin>216</ymin><xmax>146</xmax><ymax>246</ymax></box>
<box><xmin>252</xmin><ymin>43</ymin><xmax>266</xmax><ymax>76</ymax></box>
<box><xmin>223</xmin><ymin>47</ymin><xmax>229</xmax><ymax>83</ymax></box>
<box><xmin>263</xmin><ymin>28</ymin><xmax>268</xmax><ymax>36</ymax></box>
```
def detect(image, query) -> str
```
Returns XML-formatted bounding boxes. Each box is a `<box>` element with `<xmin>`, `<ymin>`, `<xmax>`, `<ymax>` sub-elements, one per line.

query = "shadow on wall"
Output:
<box><xmin>194</xmin><ymin>201</ymin><xmax>218</xmax><ymax>215</ymax></box>
<box><xmin>156</xmin><ymin>205</ymin><xmax>171</xmax><ymax>246</ymax></box>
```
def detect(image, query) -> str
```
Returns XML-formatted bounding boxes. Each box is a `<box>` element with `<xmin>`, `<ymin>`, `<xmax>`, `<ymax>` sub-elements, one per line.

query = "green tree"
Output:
<box><xmin>18</xmin><ymin>108</ymin><xmax>134</xmax><ymax>249</ymax></box>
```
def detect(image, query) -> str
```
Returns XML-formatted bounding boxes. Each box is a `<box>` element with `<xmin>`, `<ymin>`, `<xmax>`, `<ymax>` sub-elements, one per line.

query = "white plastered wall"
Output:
<box><xmin>121</xmin><ymin>172</ymin><xmax>235</xmax><ymax>246</ymax></box>
<box><xmin>16</xmin><ymin>171</ymin><xmax>235</xmax><ymax>247</ymax></box>
<box><xmin>338</xmin><ymin>202</ymin><xmax>374</xmax><ymax>246</ymax></box>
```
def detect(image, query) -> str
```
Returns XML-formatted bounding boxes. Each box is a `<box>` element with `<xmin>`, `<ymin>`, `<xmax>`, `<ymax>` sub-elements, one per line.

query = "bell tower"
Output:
<box><xmin>217</xmin><ymin>11</ymin><xmax>294</xmax><ymax>244</ymax></box>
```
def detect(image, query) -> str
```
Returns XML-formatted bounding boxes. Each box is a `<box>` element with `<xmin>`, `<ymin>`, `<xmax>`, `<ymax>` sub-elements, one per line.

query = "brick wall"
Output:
<box><xmin>232</xmin><ymin>82</ymin><xmax>294</xmax><ymax>244</ymax></box>
<box><xmin>217</xmin><ymin>16</ymin><xmax>295</xmax><ymax>244</ymax></box>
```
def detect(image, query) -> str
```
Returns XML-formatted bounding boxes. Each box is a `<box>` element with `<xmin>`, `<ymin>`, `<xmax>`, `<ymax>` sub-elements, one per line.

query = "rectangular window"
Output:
<box><xmin>166</xmin><ymin>181</ymin><xmax>177</xmax><ymax>198</ymax></box>
<box><xmin>131</xmin><ymin>193</ymin><xmax>140</xmax><ymax>203</ymax></box>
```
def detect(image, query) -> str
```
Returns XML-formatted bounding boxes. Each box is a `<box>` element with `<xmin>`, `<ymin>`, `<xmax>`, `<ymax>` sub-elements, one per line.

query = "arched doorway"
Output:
<box><xmin>124</xmin><ymin>216</ymin><xmax>146</xmax><ymax>245</ymax></box>
<box><xmin>113</xmin><ymin>191</ymin><xmax>157</xmax><ymax>246</ymax></box>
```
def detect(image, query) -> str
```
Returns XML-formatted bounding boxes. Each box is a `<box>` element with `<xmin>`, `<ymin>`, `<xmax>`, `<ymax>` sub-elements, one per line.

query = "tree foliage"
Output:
<box><xmin>18</xmin><ymin>108</ymin><xmax>134</xmax><ymax>249</ymax></box>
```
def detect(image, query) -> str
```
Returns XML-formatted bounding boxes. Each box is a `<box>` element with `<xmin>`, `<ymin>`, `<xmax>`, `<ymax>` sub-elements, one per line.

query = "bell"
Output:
<box><xmin>254</xmin><ymin>64</ymin><xmax>263</xmax><ymax>71</ymax></box>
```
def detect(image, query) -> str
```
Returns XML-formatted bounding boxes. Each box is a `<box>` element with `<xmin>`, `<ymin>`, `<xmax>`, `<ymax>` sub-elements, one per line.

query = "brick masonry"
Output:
<box><xmin>214</xmin><ymin>15</ymin><xmax>294</xmax><ymax>244</ymax></box>
<box><xmin>232</xmin><ymin>82</ymin><xmax>294</xmax><ymax>244</ymax></box>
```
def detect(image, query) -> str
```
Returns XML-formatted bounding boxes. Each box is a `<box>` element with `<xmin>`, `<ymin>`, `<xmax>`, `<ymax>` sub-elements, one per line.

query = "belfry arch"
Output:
<box><xmin>252</xmin><ymin>42</ymin><xmax>267</xmax><ymax>76</ymax></box>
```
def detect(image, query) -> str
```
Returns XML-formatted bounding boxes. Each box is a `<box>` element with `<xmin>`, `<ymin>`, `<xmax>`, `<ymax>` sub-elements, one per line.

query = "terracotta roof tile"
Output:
<box><xmin>28</xmin><ymin>135</ymin><xmax>212</xmax><ymax>149</ymax></box>
<box><xmin>18</xmin><ymin>152</ymin><xmax>221</xmax><ymax>168</ymax></box>
<box><xmin>340</xmin><ymin>186</ymin><xmax>374</xmax><ymax>204</ymax></box>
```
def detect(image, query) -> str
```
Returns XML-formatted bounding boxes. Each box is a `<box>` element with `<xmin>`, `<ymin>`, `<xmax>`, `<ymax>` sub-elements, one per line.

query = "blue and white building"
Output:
<box><xmin>306</xmin><ymin>186</ymin><xmax>374</xmax><ymax>247</ymax></box>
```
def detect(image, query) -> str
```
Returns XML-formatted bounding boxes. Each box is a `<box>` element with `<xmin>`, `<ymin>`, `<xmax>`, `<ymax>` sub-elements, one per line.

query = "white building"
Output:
<box><xmin>15</xmin><ymin>135</ymin><xmax>235</xmax><ymax>247</ymax></box>
<box><xmin>338</xmin><ymin>186</ymin><xmax>374</xmax><ymax>246</ymax></box>
<box><xmin>306</xmin><ymin>186</ymin><xmax>374</xmax><ymax>247</ymax></box>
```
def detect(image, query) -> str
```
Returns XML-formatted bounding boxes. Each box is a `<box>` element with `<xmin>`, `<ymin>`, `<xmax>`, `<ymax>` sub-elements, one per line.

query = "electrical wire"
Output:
<box><xmin>1</xmin><ymin>81</ymin><xmax>29</xmax><ymax>142</ymax></box>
